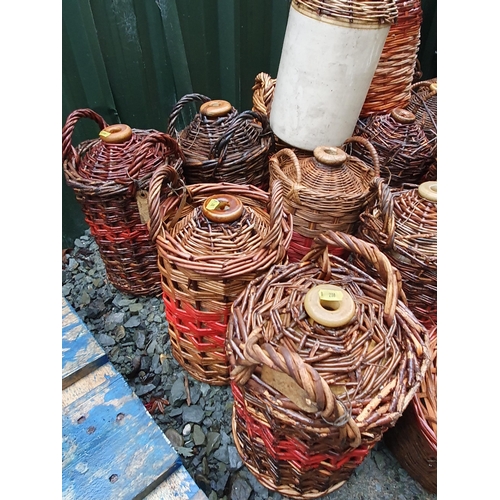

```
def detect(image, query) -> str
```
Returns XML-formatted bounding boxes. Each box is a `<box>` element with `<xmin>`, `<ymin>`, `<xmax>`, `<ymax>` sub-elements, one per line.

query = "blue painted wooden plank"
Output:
<box><xmin>62</xmin><ymin>297</ymin><xmax>108</xmax><ymax>389</ymax></box>
<box><xmin>62</xmin><ymin>362</ymin><xmax>182</xmax><ymax>500</ymax></box>
<box><xmin>145</xmin><ymin>466</ymin><xmax>208</xmax><ymax>500</ymax></box>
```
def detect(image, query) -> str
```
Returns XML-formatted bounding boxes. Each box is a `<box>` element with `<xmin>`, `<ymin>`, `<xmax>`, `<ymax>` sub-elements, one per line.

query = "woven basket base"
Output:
<box><xmin>231</xmin><ymin>408</ymin><xmax>347</xmax><ymax>499</ymax></box>
<box><xmin>384</xmin><ymin>403</ymin><xmax>437</xmax><ymax>494</ymax></box>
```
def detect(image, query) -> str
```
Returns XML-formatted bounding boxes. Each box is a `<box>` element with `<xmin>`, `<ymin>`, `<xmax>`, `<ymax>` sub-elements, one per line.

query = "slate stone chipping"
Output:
<box><xmin>62</xmin><ymin>229</ymin><xmax>438</xmax><ymax>500</ymax></box>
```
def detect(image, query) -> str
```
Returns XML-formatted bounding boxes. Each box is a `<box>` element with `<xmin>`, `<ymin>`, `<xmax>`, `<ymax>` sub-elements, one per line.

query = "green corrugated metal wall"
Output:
<box><xmin>62</xmin><ymin>0</ymin><xmax>437</xmax><ymax>248</ymax></box>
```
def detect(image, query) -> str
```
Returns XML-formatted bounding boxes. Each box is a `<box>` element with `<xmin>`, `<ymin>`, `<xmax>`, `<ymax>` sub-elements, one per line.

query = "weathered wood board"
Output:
<box><xmin>62</xmin><ymin>296</ymin><xmax>207</xmax><ymax>500</ymax></box>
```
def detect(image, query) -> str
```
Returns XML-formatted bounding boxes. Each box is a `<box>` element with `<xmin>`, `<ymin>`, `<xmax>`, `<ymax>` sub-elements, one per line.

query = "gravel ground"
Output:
<box><xmin>62</xmin><ymin>230</ymin><xmax>437</xmax><ymax>500</ymax></box>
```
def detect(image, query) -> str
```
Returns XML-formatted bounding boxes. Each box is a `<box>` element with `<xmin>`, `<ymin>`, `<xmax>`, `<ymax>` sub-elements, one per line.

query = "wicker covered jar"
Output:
<box><xmin>167</xmin><ymin>93</ymin><xmax>272</xmax><ymax>188</ymax></box>
<box><xmin>148</xmin><ymin>168</ymin><xmax>292</xmax><ymax>385</ymax></box>
<box><xmin>384</xmin><ymin>325</ymin><xmax>437</xmax><ymax>493</ymax></box>
<box><xmin>62</xmin><ymin>108</ymin><xmax>184</xmax><ymax>296</ymax></box>
<box><xmin>406</xmin><ymin>79</ymin><xmax>437</xmax><ymax>157</ymax></box>
<box><xmin>227</xmin><ymin>231</ymin><xmax>431</xmax><ymax>498</ymax></box>
<box><xmin>357</xmin><ymin>180</ymin><xmax>437</xmax><ymax>327</ymax></box>
<box><xmin>360</xmin><ymin>0</ymin><xmax>423</xmax><ymax>116</ymax></box>
<box><xmin>352</xmin><ymin>108</ymin><xmax>435</xmax><ymax>187</ymax></box>
<box><xmin>269</xmin><ymin>137</ymin><xmax>381</xmax><ymax>262</ymax></box>
<box><xmin>269</xmin><ymin>0</ymin><xmax>397</xmax><ymax>150</ymax></box>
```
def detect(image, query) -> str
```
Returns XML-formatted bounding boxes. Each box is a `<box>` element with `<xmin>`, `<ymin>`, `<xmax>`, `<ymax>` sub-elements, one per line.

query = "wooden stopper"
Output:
<box><xmin>418</xmin><ymin>181</ymin><xmax>437</xmax><ymax>202</ymax></box>
<box><xmin>202</xmin><ymin>194</ymin><xmax>244</xmax><ymax>223</ymax></box>
<box><xmin>390</xmin><ymin>108</ymin><xmax>416</xmax><ymax>124</ymax></box>
<box><xmin>304</xmin><ymin>285</ymin><xmax>356</xmax><ymax>328</ymax></box>
<box><xmin>99</xmin><ymin>124</ymin><xmax>133</xmax><ymax>144</ymax></box>
<box><xmin>313</xmin><ymin>146</ymin><xmax>347</xmax><ymax>166</ymax></box>
<box><xmin>200</xmin><ymin>100</ymin><xmax>232</xmax><ymax>118</ymax></box>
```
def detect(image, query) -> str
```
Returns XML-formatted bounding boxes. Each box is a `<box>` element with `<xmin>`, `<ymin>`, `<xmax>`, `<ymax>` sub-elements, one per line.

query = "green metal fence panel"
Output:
<box><xmin>62</xmin><ymin>0</ymin><xmax>436</xmax><ymax>248</ymax></box>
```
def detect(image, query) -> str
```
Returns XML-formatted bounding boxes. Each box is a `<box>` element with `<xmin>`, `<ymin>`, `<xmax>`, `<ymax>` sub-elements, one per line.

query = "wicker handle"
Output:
<box><xmin>261</xmin><ymin>179</ymin><xmax>285</xmax><ymax>250</ymax></box>
<box><xmin>342</xmin><ymin>136</ymin><xmax>380</xmax><ymax>177</ymax></box>
<box><xmin>166</xmin><ymin>93</ymin><xmax>211</xmax><ymax>136</ymax></box>
<box><xmin>208</xmin><ymin>110</ymin><xmax>270</xmax><ymax>164</ymax></box>
<box><xmin>307</xmin><ymin>231</ymin><xmax>401</xmax><ymax>325</ymax></box>
<box><xmin>251</xmin><ymin>72</ymin><xmax>276</xmax><ymax>116</ymax></box>
<box><xmin>147</xmin><ymin>164</ymin><xmax>184</xmax><ymax>244</ymax></box>
<box><xmin>127</xmin><ymin>131</ymin><xmax>183</xmax><ymax>179</ymax></box>
<box><xmin>269</xmin><ymin>148</ymin><xmax>302</xmax><ymax>185</ymax></box>
<box><xmin>235</xmin><ymin>332</ymin><xmax>361</xmax><ymax>444</ymax></box>
<box><xmin>62</xmin><ymin>108</ymin><xmax>108</xmax><ymax>162</ymax></box>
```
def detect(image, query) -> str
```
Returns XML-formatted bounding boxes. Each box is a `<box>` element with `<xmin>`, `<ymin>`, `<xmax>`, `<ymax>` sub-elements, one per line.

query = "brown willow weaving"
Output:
<box><xmin>252</xmin><ymin>72</ymin><xmax>311</xmax><ymax>159</ymax></box>
<box><xmin>62</xmin><ymin>108</ymin><xmax>184</xmax><ymax>296</ymax></box>
<box><xmin>269</xmin><ymin>139</ymin><xmax>381</xmax><ymax>262</ymax></box>
<box><xmin>406</xmin><ymin>79</ymin><xmax>437</xmax><ymax>156</ymax></box>
<box><xmin>361</xmin><ymin>0</ymin><xmax>423</xmax><ymax>116</ymax></box>
<box><xmin>357</xmin><ymin>181</ymin><xmax>437</xmax><ymax>326</ymax></box>
<box><xmin>148</xmin><ymin>168</ymin><xmax>292</xmax><ymax>385</ymax></box>
<box><xmin>351</xmin><ymin>108</ymin><xmax>435</xmax><ymax>187</ymax></box>
<box><xmin>227</xmin><ymin>231</ymin><xmax>430</xmax><ymax>498</ymax></box>
<box><xmin>167</xmin><ymin>93</ymin><xmax>272</xmax><ymax>188</ymax></box>
<box><xmin>384</xmin><ymin>326</ymin><xmax>437</xmax><ymax>493</ymax></box>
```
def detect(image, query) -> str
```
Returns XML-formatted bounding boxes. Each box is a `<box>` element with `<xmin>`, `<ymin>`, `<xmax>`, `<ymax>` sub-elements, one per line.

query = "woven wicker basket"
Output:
<box><xmin>269</xmin><ymin>138</ymin><xmax>381</xmax><ymax>262</ymax></box>
<box><xmin>148</xmin><ymin>168</ymin><xmax>292</xmax><ymax>385</ymax></box>
<box><xmin>167</xmin><ymin>93</ymin><xmax>272</xmax><ymax>188</ymax></box>
<box><xmin>227</xmin><ymin>231</ymin><xmax>431</xmax><ymax>498</ymax></box>
<box><xmin>360</xmin><ymin>0</ymin><xmax>423</xmax><ymax>116</ymax></box>
<box><xmin>252</xmin><ymin>72</ymin><xmax>311</xmax><ymax>159</ymax></box>
<box><xmin>357</xmin><ymin>180</ymin><xmax>437</xmax><ymax>326</ymax></box>
<box><xmin>406</xmin><ymin>79</ymin><xmax>437</xmax><ymax>156</ymax></box>
<box><xmin>384</xmin><ymin>325</ymin><xmax>437</xmax><ymax>493</ymax></box>
<box><xmin>62</xmin><ymin>108</ymin><xmax>184</xmax><ymax>296</ymax></box>
<box><xmin>351</xmin><ymin>108</ymin><xmax>435</xmax><ymax>187</ymax></box>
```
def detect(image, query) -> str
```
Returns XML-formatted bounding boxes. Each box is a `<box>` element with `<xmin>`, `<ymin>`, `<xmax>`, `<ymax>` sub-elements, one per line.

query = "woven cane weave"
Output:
<box><xmin>351</xmin><ymin>108</ymin><xmax>435</xmax><ymax>188</ymax></box>
<box><xmin>252</xmin><ymin>72</ymin><xmax>311</xmax><ymax>160</ymax></box>
<box><xmin>62</xmin><ymin>108</ymin><xmax>184</xmax><ymax>296</ymax></box>
<box><xmin>148</xmin><ymin>168</ymin><xmax>292</xmax><ymax>385</ymax></box>
<box><xmin>227</xmin><ymin>231</ymin><xmax>431</xmax><ymax>498</ymax></box>
<box><xmin>357</xmin><ymin>181</ymin><xmax>437</xmax><ymax>325</ymax></box>
<box><xmin>406</xmin><ymin>79</ymin><xmax>437</xmax><ymax>156</ymax></box>
<box><xmin>167</xmin><ymin>93</ymin><xmax>272</xmax><ymax>188</ymax></box>
<box><xmin>269</xmin><ymin>138</ymin><xmax>380</xmax><ymax>262</ymax></box>
<box><xmin>384</xmin><ymin>325</ymin><xmax>437</xmax><ymax>493</ymax></box>
<box><xmin>360</xmin><ymin>0</ymin><xmax>423</xmax><ymax>116</ymax></box>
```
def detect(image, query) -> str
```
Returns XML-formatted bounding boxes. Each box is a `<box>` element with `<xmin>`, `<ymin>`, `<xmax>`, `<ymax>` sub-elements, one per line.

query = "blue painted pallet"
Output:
<box><xmin>62</xmin><ymin>297</ymin><xmax>207</xmax><ymax>500</ymax></box>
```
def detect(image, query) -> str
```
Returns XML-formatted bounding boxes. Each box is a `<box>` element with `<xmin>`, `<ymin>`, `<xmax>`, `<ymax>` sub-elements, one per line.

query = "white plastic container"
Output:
<box><xmin>270</xmin><ymin>0</ymin><xmax>396</xmax><ymax>150</ymax></box>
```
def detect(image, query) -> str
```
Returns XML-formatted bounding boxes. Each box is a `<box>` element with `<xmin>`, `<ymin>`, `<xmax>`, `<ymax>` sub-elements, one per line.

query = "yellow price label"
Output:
<box><xmin>319</xmin><ymin>289</ymin><xmax>343</xmax><ymax>301</ymax></box>
<box><xmin>99</xmin><ymin>130</ymin><xmax>111</xmax><ymax>137</ymax></box>
<box><xmin>206</xmin><ymin>199</ymin><xmax>220</xmax><ymax>210</ymax></box>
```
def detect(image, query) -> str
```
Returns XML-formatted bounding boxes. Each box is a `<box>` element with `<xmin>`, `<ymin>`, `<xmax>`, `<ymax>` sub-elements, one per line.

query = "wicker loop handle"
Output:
<box><xmin>251</xmin><ymin>72</ymin><xmax>276</xmax><ymax>116</ymax></box>
<box><xmin>62</xmin><ymin>108</ymin><xmax>109</xmax><ymax>162</ymax></box>
<box><xmin>313</xmin><ymin>146</ymin><xmax>347</xmax><ymax>166</ymax></box>
<box><xmin>166</xmin><ymin>93</ymin><xmax>212</xmax><ymax>136</ymax></box>
<box><xmin>99</xmin><ymin>123</ymin><xmax>132</xmax><ymax>144</ymax></box>
<box><xmin>269</xmin><ymin>148</ymin><xmax>302</xmax><ymax>185</ymax></box>
<box><xmin>208</xmin><ymin>110</ymin><xmax>270</xmax><ymax>164</ymax></box>
<box><xmin>374</xmin><ymin>179</ymin><xmax>396</xmax><ymax>249</ymax></box>
<box><xmin>127</xmin><ymin>131</ymin><xmax>183</xmax><ymax>179</ymax></box>
<box><xmin>261</xmin><ymin>179</ymin><xmax>285</xmax><ymax>250</ymax></box>
<box><xmin>309</xmin><ymin>231</ymin><xmax>401</xmax><ymax>325</ymax></box>
<box><xmin>243</xmin><ymin>332</ymin><xmax>345</xmax><ymax>421</ymax></box>
<box><xmin>342</xmin><ymin>136</ymin><xmax>380</xmax><ymax>177</ymax></box>
<box><xmin>202</xmin><ymin>194</ymin><xmax>244</xmax><ymax>223</ymax></box>
<box><xmin>147</xmin><ymin>164</ymin><xmax>184</xmax><ymax>243</ymax></box>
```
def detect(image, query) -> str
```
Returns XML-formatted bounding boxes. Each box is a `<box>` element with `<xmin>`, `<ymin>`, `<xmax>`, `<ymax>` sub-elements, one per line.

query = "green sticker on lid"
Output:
<box><xmin>99</xmin><ymin>130</ymin><xmax>111</xmax><ymax>137</ymax></box>
<box><xmin>319</xmin><ymin>289</ymin><xmax>343</xmax><ymax>301</ymax></box>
